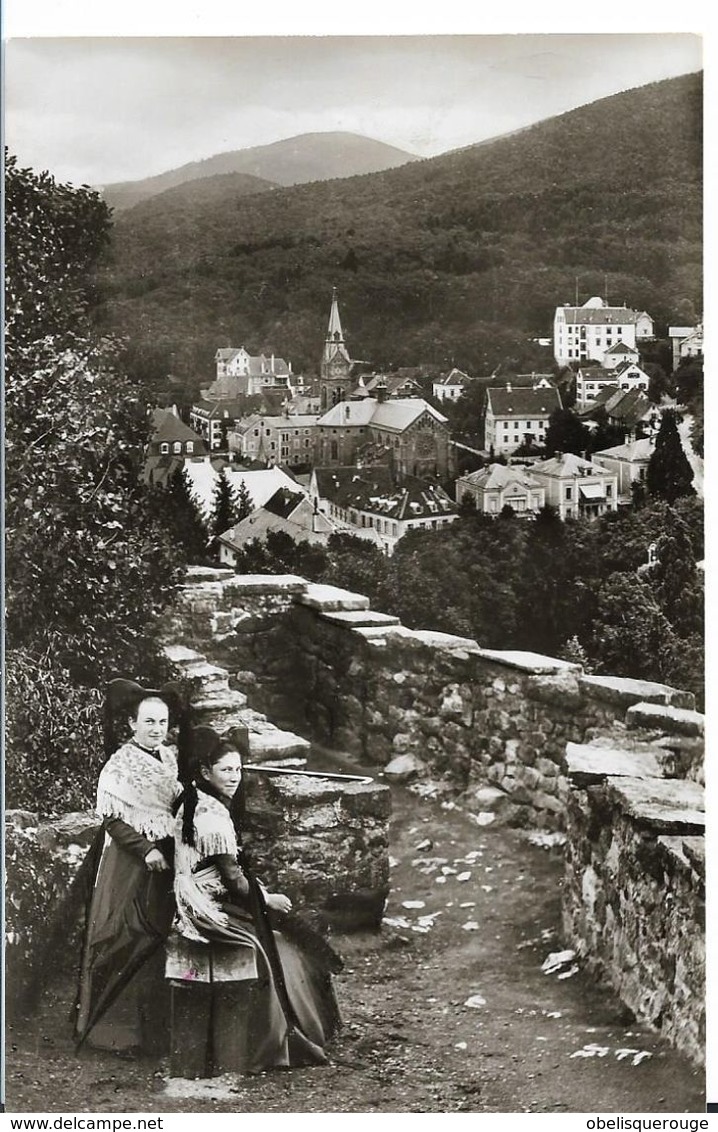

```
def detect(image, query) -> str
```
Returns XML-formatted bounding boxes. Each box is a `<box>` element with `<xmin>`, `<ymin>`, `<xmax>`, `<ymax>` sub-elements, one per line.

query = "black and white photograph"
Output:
<box><xmin>3</xmin><ymin>3</ymin><xmax>710</xmax><ymax>1121</ymax></box>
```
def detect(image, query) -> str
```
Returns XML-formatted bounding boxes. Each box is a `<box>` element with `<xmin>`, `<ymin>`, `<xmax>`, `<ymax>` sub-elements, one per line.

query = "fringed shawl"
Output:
<box><xmin>173</xmin><ymin>793</ymin><xmax>241</xmax><ymax>942</ymax></box>
<box><xmin>96</xmin><ymin>741</ymin><xmax>180</xmax><ymax>841</ymax></box>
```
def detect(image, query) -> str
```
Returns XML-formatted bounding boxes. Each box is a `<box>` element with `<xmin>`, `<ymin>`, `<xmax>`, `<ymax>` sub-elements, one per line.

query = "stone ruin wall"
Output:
<box><xmin>160</xmin><ymin>567</ymin><xmax>705</xmax><ymax>1066</ymax></box>
<box><xmin>6</xmin><ymin>567</ymin><xmax>705</xmax><ymax>1068</ymax></box>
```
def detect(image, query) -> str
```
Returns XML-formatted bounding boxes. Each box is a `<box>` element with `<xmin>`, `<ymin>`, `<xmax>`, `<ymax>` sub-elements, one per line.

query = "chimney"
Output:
<box><xmin>376</xmin><ymin>379</ymin><xmax>388</xmax><ymax>404</ymax></box>
<box><xmin>506</xmin><ymin>382</ymin><xmax>512</xmax><ymax>393</ymax></box>
<box><xmin>271</xmin><ymin>353</ymin><xmax>275</xmax><ymax>372</ymax></box>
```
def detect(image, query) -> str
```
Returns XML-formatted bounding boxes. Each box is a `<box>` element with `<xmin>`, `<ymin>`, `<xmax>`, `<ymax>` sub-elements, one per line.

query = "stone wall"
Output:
<box><xmin>158</xmin><ymin>568</ymin><xmax>705</xmax><ymax>1066</ymax></box>
<box><xmin>161</xmin><ymin>569</ymin><xmax>702</xmax><ymax>831</ymax></box>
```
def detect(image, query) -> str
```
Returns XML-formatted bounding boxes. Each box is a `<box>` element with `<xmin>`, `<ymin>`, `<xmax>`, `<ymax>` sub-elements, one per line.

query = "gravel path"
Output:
<box><xmin>5</xmin><ymin>771</ymin><xmax>705</xmax><ymax>1114</ymax></box>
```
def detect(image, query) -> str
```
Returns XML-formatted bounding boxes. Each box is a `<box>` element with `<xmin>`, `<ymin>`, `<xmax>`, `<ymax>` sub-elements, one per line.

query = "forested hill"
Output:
<box><xmin>98</xmin><ymin>132</ymin><xmax>417</xmax><ymax>212</ymax></box>
<box><xmin>97</xmin><ymin>72</ymin><xmax>703</xmax><ymax>396</ymax></box>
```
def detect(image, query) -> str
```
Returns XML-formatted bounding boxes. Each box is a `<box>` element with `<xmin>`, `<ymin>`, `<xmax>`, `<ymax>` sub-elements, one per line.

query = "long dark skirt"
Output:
<box><xmin>76</xmin><ymin>837</ymin><xmax>174</xmax><ymax>1053</ymax></box>
<box><xmin>167</xmin><ymin>909</ymin><xmax>341</xmax><ymax>1077</ymax></box>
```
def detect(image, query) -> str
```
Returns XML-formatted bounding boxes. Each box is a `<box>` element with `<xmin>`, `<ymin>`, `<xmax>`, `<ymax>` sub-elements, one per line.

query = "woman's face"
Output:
<box><xmin>201</xmin><ymin>750</ymin><xmax>242</xmax><ymax>800</ymax></box>
<box><xmin>129</xmin><ymin>697</ymin><xmax>169</xmax><ymax>750</ymax></box>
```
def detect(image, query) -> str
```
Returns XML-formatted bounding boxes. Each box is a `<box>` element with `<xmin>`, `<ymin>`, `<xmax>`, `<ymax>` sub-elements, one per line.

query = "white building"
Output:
<box><xmin>455</xmin><ymin>464</ymin><xmax>546</xmax><ymax>516</ymax></box>
<box><xmin>668</xmin><ymin>325</ymin><xmax>703</xmax><ymax>371</ymax></box>
<box><xmin>592</xmin><ymin>437</ymin><xmax>654</xmax><ymax>503</ymax></box>
<box><xmin>484</xmin><ymin>384</ymin><xmax>562</xmax><ymax>456</ymax></box>
<box><xmin>576</xmin><ymin>360</ymin><xmax>650</xmax><ymax>409</ymax></box>
<box><xmin>432</xmin><ymin>368</ymin><xmax>472</xmax><ymax>402</ymax></box>
<box><xmin>310</xmin><ymin>466</ymin><xmax>458</xmax><ymax>555</ymax></box>
<box><xmin>530</xmin><ymin>453</ymin><xmax>618</xmax><ymax>521</ymax></box>
<box><xmin>554</xmin><ymin>297</ymin><xmax>654</xmax><ymax>365</ymax></box>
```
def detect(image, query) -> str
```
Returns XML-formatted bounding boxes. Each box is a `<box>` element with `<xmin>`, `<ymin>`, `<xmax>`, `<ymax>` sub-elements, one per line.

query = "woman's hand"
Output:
<box><xmin>144</xmin><ymin>847</ymin><xmax>170</xmax><ymax>872</ymax></box>
<box><xmin>265</xmin><ymin>892</ymin><xmax>292</xmax><ymax>914</ymax></box>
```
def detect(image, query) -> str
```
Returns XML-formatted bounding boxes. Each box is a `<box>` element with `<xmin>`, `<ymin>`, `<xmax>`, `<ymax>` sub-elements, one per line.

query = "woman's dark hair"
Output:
<box><xmin>180</xmin><ymin>727</ymin><xmax>245</xmax><ymax>847</ymax></box>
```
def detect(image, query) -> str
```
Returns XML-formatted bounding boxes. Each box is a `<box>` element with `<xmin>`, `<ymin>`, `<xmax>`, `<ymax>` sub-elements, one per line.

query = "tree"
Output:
<box><xmin>543</xmin><ymin>408</ymin><xmax>592</xmax><ymax>457</ymax></box>
<box><xmin>646</xmin><ymin>410</ymin><xmax>695</xmax><ymax>504</ymax></box>
<box><xmin>211</xmin><ymin>469</ymin><xmax>244</xmax><ymax>547</ymax></box>
<box><xmin>588</xmin><ymin>572</ymin><xmax>678</xmax><ymax>684</ymax></box>
<box><xmin>163</xmin><ymin>466</ymin><xmax>211</xmax><ymax>564</ymax></box>
<box><xmin>4</xmin><ymin>155</ymin><xmax>184</xmax><ymax>812</ymax></box>
<box><xmin>650</xmin><ymin>511</ymin><xmax>704</xmax><ymax>638</ymax></box>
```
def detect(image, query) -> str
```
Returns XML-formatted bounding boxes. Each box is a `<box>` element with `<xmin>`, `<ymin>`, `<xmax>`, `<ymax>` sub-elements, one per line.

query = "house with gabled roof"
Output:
<box><xmin>553</xmin><ymin>296</ymin><xmax>654</xmax><ymax>365</ymax></box>
<box><xmin>602</xmin><ymin>341</ymin><xmax>640</xmax><ymax>370</ymax></box>
<box><xmin>207</xmin><ymin>346</ymin><xmax>298</xmax><ymax>399</ymax></box>
<box><xmin>455</xmin><ymin>464</ymin><xmax>546</xmax><ymax>516</ymax></box>
<box><xmin>217</xmin><ymin>486</ymin><xmax>339</xmax><ymax>567</ymax></box>
<box><xmin>530</xmin><ymin>453</ymin><xmax>618</xmax><ymax>520</ymax></box>
<box><xmin>484</xmin><ymin>384</ymin><xmax>562</xmax><ymax>456</ymax></box>
<box><xmin>432</xmin><ymin>368</ymin><xmax>472</xmax><ymax>402</ymax></box>
<box><xmin>142</xmin><ymin>410</ymin><xmax>208</xmax><ymax>486</ymax></box>
<box><xmin>575</xmin><ymin>360</ymin><xmax>650</xmax><ymax>409</ymax></box>
<box><xmin>310</xmin><ymin>466</ymin><xmax>458</xmax><ymax>555</ymax></box>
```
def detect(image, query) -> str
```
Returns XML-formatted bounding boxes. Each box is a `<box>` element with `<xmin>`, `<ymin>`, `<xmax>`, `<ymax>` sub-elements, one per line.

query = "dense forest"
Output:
<box><xmin>96</xmin><ymin>73</ymin><xmax>702</xmax><ymax>400</ymax></box>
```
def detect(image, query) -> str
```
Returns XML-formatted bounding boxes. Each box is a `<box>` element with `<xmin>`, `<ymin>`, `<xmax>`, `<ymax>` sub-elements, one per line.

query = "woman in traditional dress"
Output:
<box><xmin>75</xmin><ymin>678</ymin><xmax>187</xmax><ymax>1054</ymax></box>
<box><xmin>167</xmin><ymin>725</ymin><xmax>342</xmax><ymax>1078</ymax></box>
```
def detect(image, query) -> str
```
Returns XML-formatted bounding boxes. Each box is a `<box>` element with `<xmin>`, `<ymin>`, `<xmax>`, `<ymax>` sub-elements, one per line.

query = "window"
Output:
<box><xmin>160</xmin><ymin>442</ymin><xmax>169</xmax><ymax>454</ymax></box>
<box><xmin>606</xmin><ymin>484</ymin><xmax>612</xmax><ymax>497</ymax></box>
<box><xmin>186</xmin><ymin>441</ymin><xmax>193</xmax><ymax>453</ymax></box>
<box><xmin>173</xmin><ymin>442</ymin><xmax>181</xmax><ymax>454</ymax></box>
<box><xmin>565</xmin><ymin>486</ymin><xmax>572</xmax><ymax>501</ymax></box>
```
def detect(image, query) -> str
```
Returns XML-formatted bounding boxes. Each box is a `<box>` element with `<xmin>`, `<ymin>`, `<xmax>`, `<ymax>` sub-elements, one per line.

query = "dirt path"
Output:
<box><xmin>5</xmin><ymin>770</ymin><xmax>705</xmax><ymax>1114</ymax></box>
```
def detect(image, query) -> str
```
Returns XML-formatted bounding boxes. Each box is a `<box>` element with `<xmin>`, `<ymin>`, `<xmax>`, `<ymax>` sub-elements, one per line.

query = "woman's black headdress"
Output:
<box><xmin>102</xmin><ymin>677</ymin><xmax>190</xmax><ymax>764</ymax></box>
<box><xmin>180</xmin><ymin>724</ymin><xmax>248</xmax><ymax>847</ymax></box>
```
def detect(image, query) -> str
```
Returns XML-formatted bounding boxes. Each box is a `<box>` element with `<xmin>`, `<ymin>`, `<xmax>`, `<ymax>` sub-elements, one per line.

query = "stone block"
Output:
<box><xmin>626</xmin><ymin>702</ymin><xmax>705</xmax><ymax>738</ymax></box>
<box><xmin>580</xmin><ymin>674</ymin><xmax>695</xmax><ymax>712</ymax></box>
<box><xmin>296</xmin><ymin>583</ymin><xmax>371</xmax><ymax>612</ymax></box>
<box><xmin>600</xmin><ymin>776</ymin><xmax>704</xmax><ymax>835</ymax></box>
<box><xmin>319</xmin><ymin>609</ymin><xmax>401</xmax><ymax>628</ymax></box>
<box><xmin>479</xmin><ymin>649</ymin><xmax>581</xmax><ymax>675</ymax></box>
<box><xmin>384</xmin><ymin>753</ymin><xmax>424</xmax><ymax>782</ymax></box>
<box><xmin>564</xmin><ymin>742</ymin><xmax>673</xmax><ymax>786</ymax></box>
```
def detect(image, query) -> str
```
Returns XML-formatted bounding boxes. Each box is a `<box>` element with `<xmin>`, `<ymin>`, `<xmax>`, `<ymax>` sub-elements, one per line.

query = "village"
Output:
<box><xmin>142</xmin><ymin>288</ymin><xmax>704</xmax><ymax>560</ymax></box>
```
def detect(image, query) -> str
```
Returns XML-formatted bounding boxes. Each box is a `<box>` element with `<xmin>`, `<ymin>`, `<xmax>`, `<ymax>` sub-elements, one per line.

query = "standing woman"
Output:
<box><xmin>75</xmin><ymin>678</ymin><xmax>188</xmax><ymax>1054</ymax></box>
<box><xmin>167</xmin><ymin>725</ymin><xmax>342</xmax><ymax>1078</ymax></box>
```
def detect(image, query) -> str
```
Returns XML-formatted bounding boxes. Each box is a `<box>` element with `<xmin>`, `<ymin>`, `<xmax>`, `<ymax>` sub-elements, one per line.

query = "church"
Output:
<box><xmin>315</xmin><ymin>290</ymin><xmax>454</xmax><ymax>480</ymax></box>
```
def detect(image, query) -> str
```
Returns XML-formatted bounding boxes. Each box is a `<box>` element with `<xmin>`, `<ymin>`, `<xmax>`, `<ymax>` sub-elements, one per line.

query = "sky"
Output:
<box><xmin>4</xmin><ymin>28</ymin><xmax>703</xmax><ymax>187</ymax></box>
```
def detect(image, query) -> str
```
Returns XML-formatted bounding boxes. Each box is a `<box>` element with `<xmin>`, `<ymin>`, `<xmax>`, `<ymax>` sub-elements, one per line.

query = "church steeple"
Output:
<box><xmin>320</xmin><ymin>288</ymin><xmax>353</xmax><ymax>412</ymax></box>
<box><xmin>326</xmin><ymin>286</ymin><xmax>344</xmax><ymax>344</ymax></box>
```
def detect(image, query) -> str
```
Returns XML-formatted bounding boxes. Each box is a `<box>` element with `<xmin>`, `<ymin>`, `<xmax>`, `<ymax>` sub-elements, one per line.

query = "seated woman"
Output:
<box><xmin>167</xmin><ymin>725</ymin><xmax>342</xmax><ymax>1078</ymax></box>
<box><xmin>75</xmin><ymin>678</ymin><xmax>187</xmax><ymax>1054</ymax></box>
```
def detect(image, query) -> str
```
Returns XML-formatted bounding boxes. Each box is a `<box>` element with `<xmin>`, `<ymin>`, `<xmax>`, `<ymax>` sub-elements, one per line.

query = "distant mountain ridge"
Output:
<box><xmin>97</xmin><ymin>132</ymin><xmax>418</xmax><ymax>212</ymax></box>
<box><xmin>98</xmin><ymin>73</ymin><xmax>702</xmax><ymax>395</ymax></box>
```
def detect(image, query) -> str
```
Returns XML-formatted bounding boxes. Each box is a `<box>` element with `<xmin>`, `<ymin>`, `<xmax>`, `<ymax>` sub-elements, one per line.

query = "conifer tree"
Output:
<box><xmin>165</xmin><ymin>466</ymin><xmax>210</xmax><ymax>563</ymax></box>
<box><xmin>646</xmin><ymin>410</ymin><xmax>695</xmax><ymax>504</ymax></box>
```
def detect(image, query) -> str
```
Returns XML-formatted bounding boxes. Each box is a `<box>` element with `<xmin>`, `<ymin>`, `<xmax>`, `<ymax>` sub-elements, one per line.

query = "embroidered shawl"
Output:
<box><xmin>96</xmin><ymin>741</ymin><xmax>180</xmax><ymax>841</ymax></box>
<box><xmin>173</xmin><ymin>793</ymin><xmax>240</xmax><ymax>941</ymax></box>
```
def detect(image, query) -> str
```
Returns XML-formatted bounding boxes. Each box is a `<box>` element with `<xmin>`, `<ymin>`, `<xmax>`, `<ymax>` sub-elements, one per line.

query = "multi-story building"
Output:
<box><xmin>553</xmin><ymin>297</ymin><xmax>654</xmax><ymax>365</ymax></box>
<box><xmin>455</xmin><ymin>464</ymin><xmax>546</xmax><ymax>516</ymax></box>
<box><xmin>484</xmin><ymin>384</ymin><xmax>562</xmax><ymax>456</ymax></box>
<box><xmin>310</xmin><ymin>466</ymin><xmax>458</xmax><ymax>555</ymax></box>
<box><xmin>207</xmin><ymin>347</ymin><xmax>299</xmax><ymax>398</ymax></box>
<box><xmin>189</xmin><ymin>399</ymin><xmax>245</xmax><ymax>451</ymax></box>
<box><xmin>592</xmin><ymin>437</ymin><xmax>654</xmax><ymax>504</ymax></box>
<box><xmin>228</xmin><ymin>413</ymin><xmax>319</xmax><ymax>468</ymax></box>
<box><xmin>575</xmin><ymin>360</ymin><xmax>650</xmax><ymax>409</ymax></box>
<box><xmin>668</xmin><ymin>325</ymin><xmax>703</xmax><ymax>371</ymax></box>
<box><xmin>530</xmin><ymin>452</ymin><xmax>618</xmax><ymax>520</ymax></box>
<box><xmin>314</xmin><ymin>395</ymin><xmax>454</xmax><ymax>479</ymax></box>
